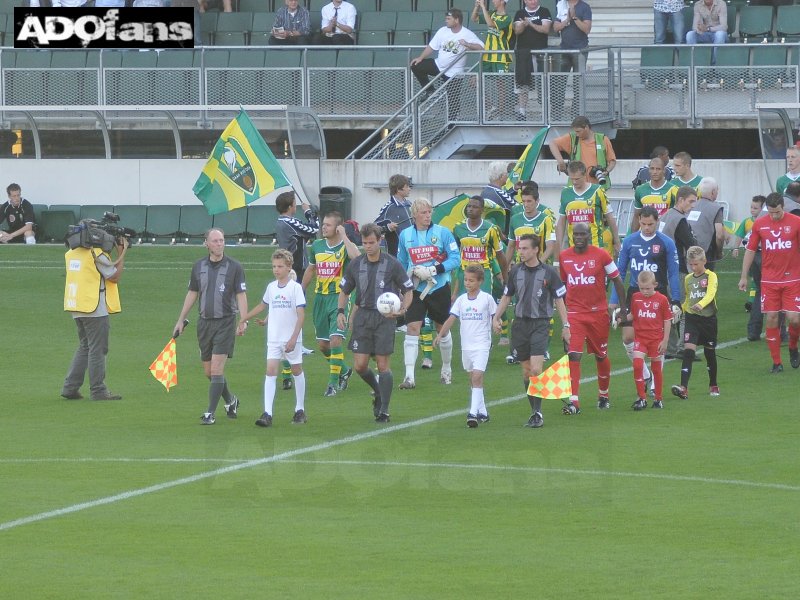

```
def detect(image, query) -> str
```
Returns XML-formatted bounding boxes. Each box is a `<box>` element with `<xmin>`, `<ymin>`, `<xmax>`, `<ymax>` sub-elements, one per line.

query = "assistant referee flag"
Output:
<box><xmin>193</xmin><ymin>109</ymin><xmax>291</xmax><ymax>215</ymax></box>
<box><xmin>149</xmin><ymin>338</ymin><xmax>178</xmax><ymax>391</ymax></box>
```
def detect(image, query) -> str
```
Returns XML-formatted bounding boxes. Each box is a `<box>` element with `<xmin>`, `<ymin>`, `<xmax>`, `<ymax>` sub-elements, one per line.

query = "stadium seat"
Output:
<box><xmin>392</xmin><ymin>30</ymin><xmax>427</xmax><ymax>46</ymax></box>
<box><xmin>178</xmin><ymin>205</ymin><xmax>214</xmax><ymax>243</ymax></box>
<box><xmin>265</xmin><ymin>49</ymin><xmax>302</xmax><ymax>68</ymax></box>
<box><xmin>0</xmin><ymin>48</ymin><xmax>15</xmax><ymax>68</ymax></box>
<box><xmin>249</xmin><ymin>12</ymin><xmax>276</xmax><ymax>46</ymax></box>
<box><xmin>238</xmin><ymin>0</ymin><xmax>272</xmax><ymax>11</ymax></box>
<box><xmin>373</xmin><ymin>48</ymin><xmax>412</xmax><ymax>68</ymax></box>
<box><xmin>156</xmin><ymin>49</ymin><xmax>195</xmax><ymax>68</ymax></box>
<box><xmin>213</xmin><ymin>208</ymin><xmax>248</xmax><ymax>243</ymax></box>
<box><xmin>305</xmin><ymin>49</ymin><xmax>338</xmax><ymax>68</ymax></box>
<box><xmin>214</xmin><ymin>11</ymin><xmax>253</xmax><ymax>46</ymax></box>
<box><xmin>750</xmin><ymin>45</ymin><xmax>789</xmax><ymax>86</ymax></box>
<box><xmin>359</xmin><ymin>11</ymin><xmax>398</xmax><ymax>34</ymax></box>
<box><xmin>336</xmin><ymin>49</ymin><xmax>374</xmax><ymax>67</ymax></box>
<box><xmin>349</xmin><ymin>0</ymin><xmax>379</xmax><ymax>11</ymax></box>
<box><xmin>713</xmin><ymin>45</ymin><xmax>750</xmax><ymax>86</ymax></box>
<box><xmin>226</xmin><ymin>49</ymin><xmax>267</xmax><ymax>104</ymax></box>
<box><xmin>246</xmin><ymin>205</ymin><xmax>279</xmax><ymax>243</ymax></box>
<box><xmin>112</xmin><ymin>205</ymin><xmax>148</xmax><ymax>239</ymax></box>
<box><xmin>50</xmin><ymin>50</ymin><xmax>87</xmax><ymax>68</ymax></box>
<box><xmin>776</xmin><ymin>5</ymin><xmax>800</xmax><ymax>42</ymax></box>
<box><xmin>415</xmin><ymin>0</ymin><xmax>444</xmax><ymax>11</ymax></box>
<box><xmin>228</xmin><ymin>48</ymin><xmax>266</xmax><ymax>68</ymax></box>
<box><xmin>14</xmin><ymin>51</ymin><xmax>51</xmax><ymax>68</ymax></box>
<box><xmin>727</xmin><ymin>4</ymin><xmax>738</xmax><ymax>41</ymax></box>
<box><xmin>200</xmin><ymin>11</ymin><xmax>218</xmax><ymax>46</ymax></box>
<box><xmin>39</xmin><ymin>209</ymin><xmax>78</xmax><ymax>243</ymax></box>
<box><xmin>146</xmin><ymin>205</ymin><xmax>181</xmax><ymax>243</ymax></box>
<box><xmin>79</xmin><ymin>205</ymin><xmax>116</xmax><ymax>223</ymax></box>
<box><xmin>394</xmin><ymin>11</ymin><xmax>433</xmax><ymax>34</ymax></box>
<box><xmin>676</xmin><ymin>46</ymin><xmax>712</xmax><ymax>68</ymax></box>
<box><xmin>31</xmin><ymin>204</ymin><xmax>48</xmax><ymax>240</ymax></box>
<box><xmin>121</xmin><ymin>51</ymin><xmax>157</xmax><ymax>68</ymax></box>
<box><xmin>196</xmin><ymin>49</ymin><xmax>230</xmax><ymax>68</ymax></box>
<box><xmin>737</xmin><ymin>6</ymin><xmax>774</xmax><ymax>42</ymax></box>
<box><xmin>639</xmin><ymin>46</ymin><xmax>674</xmax><ymax>85</ymax></box>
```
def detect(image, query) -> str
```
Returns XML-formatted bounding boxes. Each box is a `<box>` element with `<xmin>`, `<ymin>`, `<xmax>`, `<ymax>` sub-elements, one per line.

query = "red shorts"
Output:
<box><xmin>761</xmin><ymin>280</ymin><xmax>800</xmax><ymax>313</ymax></box>
<box><xmin>568</xmin><ymin>311</ymin><xmax>609</xmax><ymax>357</ymax></box>
<box><xmin>634</xmin><ymin>336</ymin><xmax>663</xmax><ymax>358</ymax></box>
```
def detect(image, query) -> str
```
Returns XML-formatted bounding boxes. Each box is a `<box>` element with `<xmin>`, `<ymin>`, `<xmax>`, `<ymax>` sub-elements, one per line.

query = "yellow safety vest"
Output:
<box><xmin>64</xmin><ymin>248</ymin><xmax>121</xmax><ymax>314</ymax></box>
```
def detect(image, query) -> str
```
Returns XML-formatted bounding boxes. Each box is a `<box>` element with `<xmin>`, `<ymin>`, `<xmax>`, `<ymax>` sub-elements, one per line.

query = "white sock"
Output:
<box><xmin>438</xmin><ymin>332</ymin><xmax>453</xmax><ymax>372</ymax></box>
<box><xmin>624</xmin><ymin>341</ymin><xmax>635</xmax><ymax>362</ymax></box>
<box><xmin>404</xmin><ymin>335</ymin><xmax>419</xmax><ymax>380</ymax></box>
<box><xmin>293</xmin><ymin>371</ymin><xmax>306</xmax><ymax>412</ymax></box>
<box><xmin>470</xmin><ymin>387</ymin><xmax>483</xmax><ymax>415</ymax></box>
<box><xmin>25</xmin><ymin>235</ymin><xmax>36</xmax><ymax>245</ymax></box>
<box><xmin>478</xmin><ymin>393</ymin><xmax>487</xmax><ymax>416</ymax></box>
<box><xmin>263</xmin><ymin>375</ymin><xmax>277</xmax><ymax>415</ymax></box>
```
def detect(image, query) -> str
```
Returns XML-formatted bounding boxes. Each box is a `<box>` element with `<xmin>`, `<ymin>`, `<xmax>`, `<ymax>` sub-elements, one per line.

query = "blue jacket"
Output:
<box><xmin>397</xmin><ymin>223</ymin><xmax>460</xmax><ymax>294</ymax></box>
<box><xmin>610</xmin><ymin>231</ymin><xmax>682</xmax><ymax>304</ymax></box>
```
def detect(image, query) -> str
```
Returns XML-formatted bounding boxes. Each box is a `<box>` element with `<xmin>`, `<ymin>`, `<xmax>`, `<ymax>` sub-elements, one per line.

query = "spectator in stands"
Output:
<box><xmin>548</xmin><ymin>115</ymin><xmax>616</xmax><ymax>189</ymax></box>
<box><xmin>776</xmin><ymin>146</ymin><xmax>800</xmax><ymax>195</ymax></box>
<box><xmin>512</xmin><ymin>0</ymin><xmax>553</xmax><ymax>122</ymax></box>
<box><xmin>685</xmin><ymin>0</ymin><xmax>727</xmax><ymax>46</ymax></box>
<box><xmin>653</xmin><ymin>0</ymin><xmax>685</xmax><ymax>45</ymax></box>
<box><xmin>270</xmin><ymin>0</ymin><xmax>311</xmax><ymax>46</ymax></box>
<box><xmin>0</xmin><ymin>183</ymin><xmax>36</xmax><ymax>245</ymax></box>
<box><xmin>690</xmin><ymin>177</ymin><xmax>726</xmax><ymax>271</ymax></box>
<box><xmin>472</xmin><ymin>0</ymin><xmax>513</xmax><ymax>120</ymax></box>
<box><xmin>316</xmin><ymin>0</ymin><xmax>356</xmax><ymax>46</ymax></box>
<box><xmin>631</xmin><ymin>146</ymin><xmax>675</xmax><ymax>189</ymax></box>
<box><xmin>552</xmin><ymin>0</ymin><xmax>592</xmax><ymax>118</ymax></box>
<box><xmin>410</xmin><ymin>9</ymin><xmax>484</xmax><ymax>97</ymax></box>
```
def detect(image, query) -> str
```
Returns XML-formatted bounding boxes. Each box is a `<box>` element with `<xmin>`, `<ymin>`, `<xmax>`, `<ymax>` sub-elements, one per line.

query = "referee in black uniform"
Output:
<box><xmin>175</xmin><ymin>228</ymin><xmax>249</xmax><ymax>425</ymax></box>
<box><xmin>338</xmin><ymin>223</ymin><xmax>413</xmax><ymax>423</ymax></box>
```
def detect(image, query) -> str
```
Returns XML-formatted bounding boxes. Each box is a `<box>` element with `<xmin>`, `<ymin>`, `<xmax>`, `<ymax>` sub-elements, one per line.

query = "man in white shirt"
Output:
<box><xmin>410</xmin><ymin>8</ymin><xmax>484</xmax><ymax>96</ymax></box>
<box><xmin>317</xmin><ymin>0</ymin><xmax>356</xmax><ymax>45</ymax></box>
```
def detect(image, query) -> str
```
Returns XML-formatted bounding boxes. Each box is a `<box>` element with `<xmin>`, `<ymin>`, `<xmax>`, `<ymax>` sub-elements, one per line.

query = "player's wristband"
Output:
<box><xmin>562</xmin><ymin>323</ymin><xmax>570</xmax><ymax>328</ymax></box>
<box><xmin>337</xmin><ymin>308</ymin><xmax>345</xmax><ymax>315</ymax></box>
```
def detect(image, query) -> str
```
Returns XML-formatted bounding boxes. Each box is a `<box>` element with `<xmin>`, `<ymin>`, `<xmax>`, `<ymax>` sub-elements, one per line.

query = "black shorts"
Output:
<box><xmin>406</xmin><ymin>283</ymin><xmax>451</xmax><ymax>326</ymax></box>
<box><xmin>621</xmin><ymin>287</ymin><xmax>637</xmax><ymax>328</ymax></box>
<box><xmin>511</xmin><ymin>317</ymin><xmax>551</xmax><ymax>362</ymax></box>
<box><xmin>349</xmin><ymin>307</ymin><xmax>397</xmax><ymax>357</ymax></box>
<box><xmin>683</xmin><ymin>313</ymin><xmax>717</xmax><ymax>349</ymax></box>
<box><xmin>197</xmin><ymin>315</ymin><xmax>236</xmax><ymax>361</ymax></box>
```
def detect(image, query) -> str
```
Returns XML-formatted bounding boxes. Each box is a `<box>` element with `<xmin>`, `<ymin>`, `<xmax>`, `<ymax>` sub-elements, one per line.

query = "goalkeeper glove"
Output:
<box><xmin>671</xmin><ymin>302</ymin><xmax>682</xmax><ymax>324</ymax></box>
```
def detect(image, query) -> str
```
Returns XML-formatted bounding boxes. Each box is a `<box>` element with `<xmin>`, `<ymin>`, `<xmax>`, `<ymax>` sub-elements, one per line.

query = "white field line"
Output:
<box><xmin>0</xmin><ymin>336</ymin><xmax>755</xmax><ymax>532</ymax></box>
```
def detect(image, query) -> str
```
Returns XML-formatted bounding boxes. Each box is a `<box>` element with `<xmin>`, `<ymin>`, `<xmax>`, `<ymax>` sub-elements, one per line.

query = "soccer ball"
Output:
<box><xmin>377</xmin><ymin>292</ymin><xmax>401</xmax><ymax>315</ymax></box>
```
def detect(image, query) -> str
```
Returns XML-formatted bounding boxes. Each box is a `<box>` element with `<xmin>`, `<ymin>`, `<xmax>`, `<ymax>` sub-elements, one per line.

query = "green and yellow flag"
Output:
<box><xmin>503</xmin><ymin>126</ymin><xmax>550</xmax><ymax>193</ymax></box>
<box><xmin>432</xmin><ymin>193</ymin><xmax>506</xmax><ymax>232</ymax></box>
<box><xmin>193</xmin><ymin>109</ymin><xmax>291</xmax><ymax>215</ymax></box>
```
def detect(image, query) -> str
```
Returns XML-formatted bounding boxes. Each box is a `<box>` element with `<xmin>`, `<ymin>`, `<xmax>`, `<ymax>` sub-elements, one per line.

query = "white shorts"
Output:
<box><xmin>461</xmin><ymin>347</ymin><xmax>490</xmax><ymax>373</ymax></box>
<box><xmin>266</xmin><ymin>340</ymin><xmax>303</xmax><ymax>365</ymax></box>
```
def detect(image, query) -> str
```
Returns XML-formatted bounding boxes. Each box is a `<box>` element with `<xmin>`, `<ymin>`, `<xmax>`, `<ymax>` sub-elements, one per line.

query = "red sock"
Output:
<box><xmin>766</xmin><ymin>327</ymin><xmax>782</xmax><ymax>364</ymax></box>
<box><xmin>651</xmin><ymin>357</ymin><xmax>663</xmax><ymax>400</ymax></box>
<box><xmin>633</xmin><ymin>357</ymin><xmax>645</xmax><ymax>398</ymax></box>
<box><xmin>569</xmin><ymin>359</ymin><xmax>581</xmax><ymax>397</ymax></box>
<box><xmin>789</xmin><ymin>324</ymin><xmax>800</xmax><ymax>351</ymax></box>
<box><xmin>596</xmin><ymin>356</ymin><xmax>611</xmax><ymax>397</ymax></box>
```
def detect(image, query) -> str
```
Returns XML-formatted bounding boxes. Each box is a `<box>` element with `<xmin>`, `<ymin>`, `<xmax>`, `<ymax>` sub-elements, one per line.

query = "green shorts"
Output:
<box><xmin>482</xmin><ymin>62</ymin><xmax>510</xmax><ymax>74</ymax></box>
<box><xmin>313</xmin><ymin>292</ymin><xmax>347</xmax><ymax>341</ymax></box>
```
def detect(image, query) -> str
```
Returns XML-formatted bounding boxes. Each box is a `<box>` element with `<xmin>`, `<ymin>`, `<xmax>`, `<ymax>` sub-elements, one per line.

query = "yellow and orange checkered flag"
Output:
<box><xmin>527</xmin><ymin>355</ymin><xmax>571</xmax><ymax>400</ymax></box>
<box><xmin>149</xmin><ymin>338</ymin><xmax>178</xmax><ymax>391</ymax></box>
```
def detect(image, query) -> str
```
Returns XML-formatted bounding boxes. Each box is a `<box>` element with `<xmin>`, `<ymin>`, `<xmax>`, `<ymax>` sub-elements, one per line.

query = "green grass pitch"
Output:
<box><xmin>1</xmin><ymin>244</ymin><xmax>798</xmax><ymax>599</ymax></box>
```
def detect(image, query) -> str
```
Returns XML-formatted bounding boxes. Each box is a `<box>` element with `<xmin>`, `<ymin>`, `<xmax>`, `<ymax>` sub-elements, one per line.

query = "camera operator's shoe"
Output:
<box><xmin>225</xmin><ymin>395</ymin><xmax>239</xmax><ymax>418</ymax></box>
<box><xmin>61</xmin><ymin>391</ymin><xmax>83</xmax><ymax>400</ymax></box>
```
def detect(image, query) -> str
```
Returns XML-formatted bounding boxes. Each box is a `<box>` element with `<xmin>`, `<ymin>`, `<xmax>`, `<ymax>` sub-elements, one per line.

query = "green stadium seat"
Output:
<box><xmin>305</xmin><ymin>49</ymin><xmax>338</xmax><ymax>68</ymax></box>
<box><xmin>121</xmin><ymin>51</ymin><xmax>157</xmax><ymax>68</ymax></box>
<box><xmin>196</xmin><ymin>49</ymin><xmax>230</xmax><ymax>68</ymax></box>
<box><xmin>727</xmin><ymin>4</ymin><xmax>738</xmax><ymax>40</ymax></box>
<box><xmin>266</xmin><ymin>49</ymin><xmax>302</xmax><ymax>67</ymax></box>
<box><xmin>178</xmin><ymin>205</ymin><xmax>214</xmax><ymax>243</ymax></box>
<box><xmin>336</xmin><ymin>49</ymin><xmax>374</xmax><ymax>67</ymax></box>
<box><xmin>112</xmin><ymin>205</ymin><xmax>148</xmax><ymax>239</ymax></box>
<box><xmin>395</xmin><ymin>11</ymin><xmax>433</xmax><ymax>34</ymax></box>
<box><xmin>31</xmin><ymin>204</ymin><xmax>48</xmax><ymax>240</ymax></box>
<box><xmin>392</xmin><ymin>30</ymin><xmax>427</xmax><ymax>46</ymax></box>
<box><xmin>373</xmin><ymin>48</ymin><xmax>412</xmax><ymax>68</ymax></box>
<box><xmin>713</xmin><ymin>45</ymin><xmax>749</xmax><ymax>86</ymax></box>
<box><xmin>246</xmin><ymin>205</ymin><xmax>279</xmax><ymax>242</ymax></box>
<box><xmin>39</xmin><ymin>209</ymin><xmax>77</xmax><ymax>243</ymax></box>
<box><xmin>0</xmin><ymin>49</ymin><xmax>15</xmax><ymax>68</ymax></box>
<box><xmin>79</xmin><ymin>205</ymin><xmax>116</xmax><ymax>223</ymax></box>
<box><xmin>228</xmin><ymin>48</ymin><xmax>267</xmax><ymax>67</ymax></box>
<box><xmin>639</xmin><ymin>46</ymin><xmax>674</xmax><ymax>85</ymax></box>
<box><xmin>100</xmin><ymin>50</ymin><xmax>123</xmax><ymax>68</ymax></box>
<box><xmin>251</xmin><ymin>12</ymin><xmax>276</xmax><ymax>39</ymax></box>
<box><xmin>15</xmin><ymin>51</ymin><xmax>52</xmax><ymax>68</ymax></box>
<box><xmin>200</xmin><ymin>11</ymin><xmax>218</xmax><ymax>46</ymax></box>
<box><xmin>681</xmin><ymin>6</ymin><xmax>694</xmax><ymax>42</ymax></box>
<box><xmin>213</xmin><ymin>208</ymin><xmax>249</xmax><ymax>242</ymax></box>
<box><xmin>156</xmin><ymin>50</ymin><xmax>195</xmax><ymax>68</ymax></box>
<box><xmin>676</xmin><ymin>46</ymin><xmax>712</xmax><ymax>67</ymax></box>
<box><xmin>146</xmin><ymin>205</ymin><xmax>181</xmax><ymax>243</ymax></box>
<box><xmin>750</xmin><ymin>45</ymin><xmax>789</xmax><ymax>85</ymax></box>
<box><xmin>350</xmin><ymin>0</ymin><xmax>379</xmax><ymax>11</ymax></box>
<box><xmin>358</xmin><ymin>29</ymin><xmax>392</xmax><ymax>45</ymax></box>
<box><xmin>359</xmin><ymin>11</ymin><xmax>397</xmax><ymax>33</ymax></box>
<box><xmin>238</xmin><ymin>0</ymin><xmax>273</xmax><ymax>11</ymax></box>
<box><xmin>415</xmin><ymin>0</ymin><xmax>444</xmax><ymax>12</ymax></box>
<box><xmin>50</xmin><ymin>50</ymin><xmax>87</xmax><ymax>68</ymax></box>
<box><xmin>776</xmin><ymin>5</ymin><xmax>800</xmax><ymax>41</ymax></box>
<box><xmin>214</xmin><ymin>11</ymin><xmax>253</xmax><ymax>45</ymax></box>
<box><xmin>737</xmin><ymin>6</ymin><xmax>774</xmax><ymax>42</ymax></box>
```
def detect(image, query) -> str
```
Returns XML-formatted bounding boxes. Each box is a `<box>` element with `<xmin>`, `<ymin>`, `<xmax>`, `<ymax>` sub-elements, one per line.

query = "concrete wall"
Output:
<box><xmin>1</xmin><ymin>157</ymin><xmax>781</xmax><ymax>227</ymax></box>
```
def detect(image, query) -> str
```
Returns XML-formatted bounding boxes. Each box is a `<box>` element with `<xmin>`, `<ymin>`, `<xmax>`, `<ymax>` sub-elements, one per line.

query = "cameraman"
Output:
<box><xmin>61</xmin><ymin>226</ymin><xmax>128</xmax><ymax>401</ymax></box>
<box><xmin>548</xmin><ymin>115</ymin><xmax>616</xmax><ymax>190</ymax></box>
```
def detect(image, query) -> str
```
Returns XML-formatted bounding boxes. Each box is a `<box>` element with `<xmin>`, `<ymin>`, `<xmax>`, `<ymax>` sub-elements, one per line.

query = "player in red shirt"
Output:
<box><xmin>738</xmin><ymin>193</ymin><xmax>800</xmax><ymax>372</ymax></box>
<box><xmin>627</xmin><ymin>271</ymin><xmax>672</xmax><ymax>410</ymax></box>
<box><xmin>560</xmin><ymin>222</ymin><xmax>626</xmax><ymax>412</ymax></box>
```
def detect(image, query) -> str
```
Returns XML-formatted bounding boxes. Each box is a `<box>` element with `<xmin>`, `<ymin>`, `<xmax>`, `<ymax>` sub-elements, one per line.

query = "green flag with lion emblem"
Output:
<box><xmin>193</xmin><ymin>109</ymin><xmax>291</xmax><ymax>215</ymax></box>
